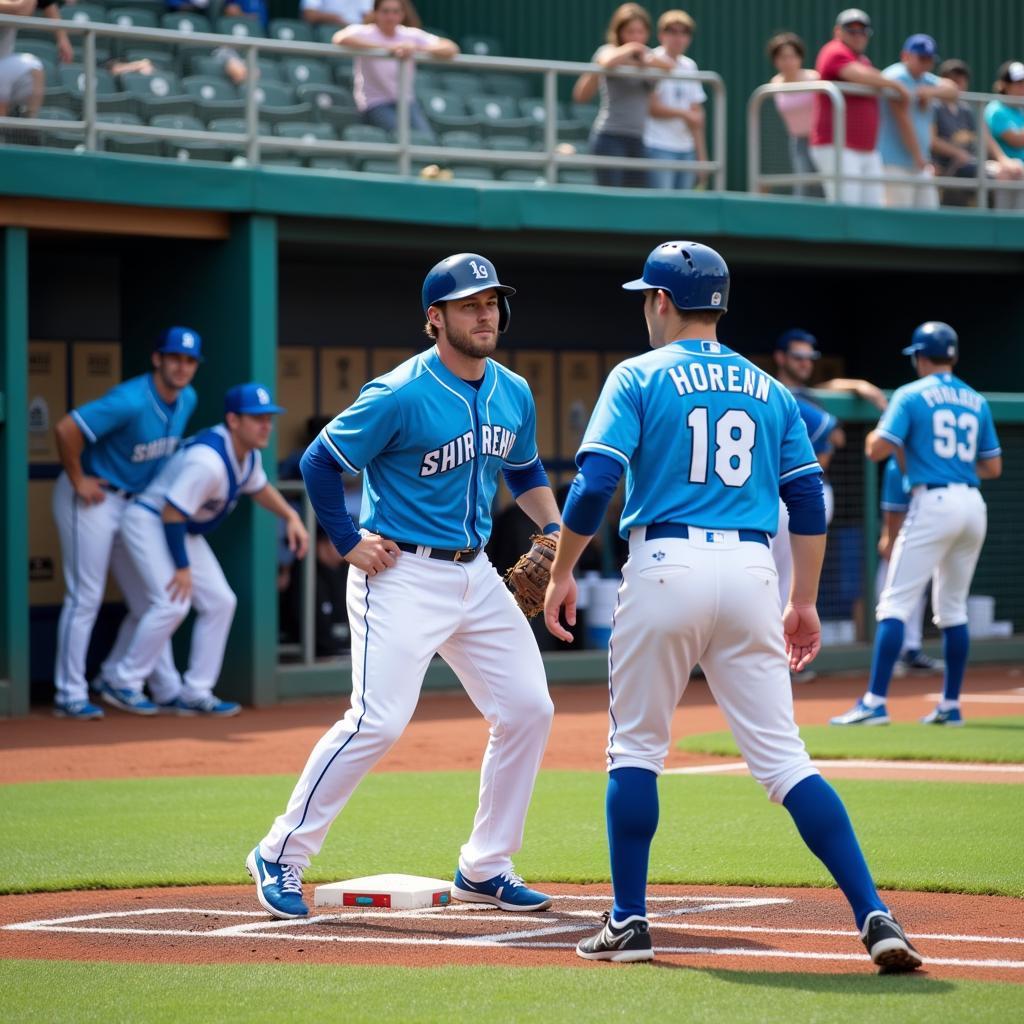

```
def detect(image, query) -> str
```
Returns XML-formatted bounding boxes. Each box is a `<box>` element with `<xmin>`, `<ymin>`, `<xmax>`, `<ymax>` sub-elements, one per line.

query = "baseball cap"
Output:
<box><xmin>775</xmin><ymin>328</ymin><xmax>821</xmax><ymax>358</ymax></box>
<box><xmin>938</xmin><ymin>58</ymin><xmax>970</xmax><ymax>78</ymax></box>
<box><xmin>997</xmin><ymin>60</ymin><xmax>1024</xmax><ymax>84</ymax></box>
<box><xmin>903</xmin><ymin>34</ymin><xmax>938</xmax><ymax>58</ymax></box>
<box><xmin>224</xmin><ymin>382</ymin><xmax>286</xmax><ymax>416</ymax></box>
<box><xmin>836</xmin><ymin>8</ymin><xmax>871</xmax><ymax>28</ymax></box>
<box><xmin>156</xmin><ymin>326</ymin><xmax>203</xmax><ymax>360</ymax></box>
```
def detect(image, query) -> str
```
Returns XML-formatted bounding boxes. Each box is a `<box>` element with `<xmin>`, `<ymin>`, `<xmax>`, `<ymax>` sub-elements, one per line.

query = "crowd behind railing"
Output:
<box><xmin>1</xmin><ymin>1</ymin><xmax>1023</xmax><ymax>209</ymax></box>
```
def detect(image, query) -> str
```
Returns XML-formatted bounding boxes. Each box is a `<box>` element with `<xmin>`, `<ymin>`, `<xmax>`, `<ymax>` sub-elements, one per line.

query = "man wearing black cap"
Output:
<box><xmin>984</xmin><ymin>61</ymin><xmax>1024</xmax><ymax>210</ymax></box>
<box><xmin>877</xmin><ymin>34</ymin><xmax>957</xmax><ymax>208</ymax></box>
<box><xmin>811</xmin><ymin>9</ymin><xmax>912</xmax><ymax>205</ymax></box>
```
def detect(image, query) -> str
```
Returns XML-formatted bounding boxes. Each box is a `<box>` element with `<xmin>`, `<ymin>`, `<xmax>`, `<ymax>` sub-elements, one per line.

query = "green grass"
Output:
<box><xmin>677</xmin><ymin>716</ymin><xmax>1024</xmax><ymax>763</ymax></box>
<box><xmin>5</xmin><ymin>771</ymin><xmax>1023</xmax><ymax>897</ymax></box>
<box><xmin>3</xmin><ymin>961</ymin><xmax>1023</xmax><ymax>1024</ymax></box>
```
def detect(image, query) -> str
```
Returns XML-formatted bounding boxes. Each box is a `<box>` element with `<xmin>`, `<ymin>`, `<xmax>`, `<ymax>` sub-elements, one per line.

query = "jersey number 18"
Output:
<box><xmin>686</xmin><ymin>408</ymin><xmax>756</xmax><ymax>487</ymax></box>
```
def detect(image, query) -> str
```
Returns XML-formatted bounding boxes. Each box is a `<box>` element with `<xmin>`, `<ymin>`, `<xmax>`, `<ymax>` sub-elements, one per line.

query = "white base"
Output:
<box><xmin>314</xmin><ymin>873</ymin><xmax>453</xmax><ymax>910</ymax></box>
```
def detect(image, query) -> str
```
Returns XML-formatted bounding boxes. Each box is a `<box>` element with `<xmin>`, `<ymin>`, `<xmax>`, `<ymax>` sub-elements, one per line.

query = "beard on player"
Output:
<box><xmin>441</xmin><ymin>314</ymin><xmax>499</xmax><ymax>360</ymax></box>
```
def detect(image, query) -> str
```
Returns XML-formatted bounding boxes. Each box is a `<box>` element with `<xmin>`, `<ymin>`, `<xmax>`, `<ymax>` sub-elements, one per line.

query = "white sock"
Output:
<box><xmin>861</xmin><ymin>692</ymin><xmax>886</xmax><ymax>709</ymax></box>
<box><xmin>610</xmin><ymin>914</ymin><xmax>647</xmax><ymax>929</ymax></box>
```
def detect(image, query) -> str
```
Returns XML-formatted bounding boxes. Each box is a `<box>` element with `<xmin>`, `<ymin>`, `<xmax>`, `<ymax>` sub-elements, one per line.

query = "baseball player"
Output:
<box><xmin>105</xmin><ymin>383</ymin><xmax>309</xmax><ymax>716</ymax></box>
<box><xmin>247</xmin><ymin>253</ymin><xmax>569</xmax><ymax>920</ymax></box>
<box><xmin>51</xmin><ymin>328</ymin><xmax>201</xmax><ymax>720</ymax></box>
<box><xmin>878</xmin><ymin>457</ymin><xmax>942</xmax><ymax>676</ymax></box>
<box><xmin>833</xmin><ymin>322</ymin><xmax>1001</xmax><ymax>727</ymax></box>
<box><xmin>544</xmin><ymin>242</ymin><xmax>921</xmax><ymax>972</ymax></box>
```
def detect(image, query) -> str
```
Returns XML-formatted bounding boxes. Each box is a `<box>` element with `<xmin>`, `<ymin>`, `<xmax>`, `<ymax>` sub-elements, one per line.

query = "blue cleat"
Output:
<box><xmin>830</xmin><ymin>700</ymin><xmax>890</xmax><ymax>726</ymax></box>
<box><xmin>54</xmin><ymin>699</ymin><xmax>105</xmax><ymax>720</ymax></box>
<box><xmin>920</xmin><ymin>706</ymin><xmax>963</xmax><ymax>726</ymax></box>
<box><xmin>452</xmin><ymin>867</ymin><xmax>552</xmax><ymax>912</ymax></box>
<box><xmin>246</xmin><ymin>847</ymin><xmax>308</xmax><ymax>920</ymax></box>
<box><xmin>161</xmin><ymin>694</ymin><xmax>241</xmax><ymax>717</ymax></box>
<box><xmin>98</xmin><ymin>681</ymin><xmax>159</xmax><ymax>716</ymax></box>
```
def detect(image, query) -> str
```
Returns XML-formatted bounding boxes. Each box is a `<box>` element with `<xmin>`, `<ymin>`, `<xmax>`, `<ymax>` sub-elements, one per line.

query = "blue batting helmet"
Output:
<box><xmin>622</xmin><ymin>241</ymin><xmax>729</xmax><ymax>313</ymax></box>
<box><xmin>422</xmin><ymin>253</ymin><xmax>516</xmax><ymax>333</ymax></box>
<box><xmin>902</xmin><ymin>321</ymin><xmax>958</xmax><ymax>361</ymax></box>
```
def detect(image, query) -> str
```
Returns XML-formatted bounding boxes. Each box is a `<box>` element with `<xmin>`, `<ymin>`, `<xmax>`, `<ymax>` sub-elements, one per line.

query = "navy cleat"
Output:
<box><xmin>98</xmin><ymin>681</ymin><xmax>159</xmax><ymax>715</ymax></box>
<box><xmin>246</xmin><ymin>847</ymin><xmax>308</xmax><ymax>920</ymax></box>
<box><xmin>920</xmin><ymin>705</ymin><xmax>963</xmax><ymax>726</ymax></box>
<box><xmin>577</xmin><ymin>911</ymin><xmax>654</xmax><ymax>963</ymax></box>
<box><xmin>831</xmin><ymin>700</ymin><xmax>890</xmax><ymax>726</ymax></box>
<box><xmin>54</xmin><ymin>699</ymin><xmax>104</xmax><ymax>720</ymax></box>
<box><xmin>860</xmin><ymin>910</ymin><xmax>924</xmax><ymax>973</ymax></box>
<box><xmin>162</xmin><ymin>694</ymin><xmax>241</xmax><ymax>717</ymax></box>
<box><xmin>452</xmin><ymin>867</ymin><xmax>552</xmax><ymax>911</ymax></box>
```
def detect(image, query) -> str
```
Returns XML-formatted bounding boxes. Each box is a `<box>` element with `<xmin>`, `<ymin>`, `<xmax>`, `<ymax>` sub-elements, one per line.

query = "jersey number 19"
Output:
<box><xmin>686</xmin><ymin>408</ymin><xmax>756</xmax><ymax>487</ymax></box>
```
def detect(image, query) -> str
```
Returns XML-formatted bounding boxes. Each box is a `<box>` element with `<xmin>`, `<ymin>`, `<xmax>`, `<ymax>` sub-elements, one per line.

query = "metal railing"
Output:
<box><xmin>277</xmin><ymin>479</ymin><xmax>320</xmax><ymax>666</ymax></box>
<box><xmin>0</xmin><ymin>14</ymin><xmax>727</xmax><ymax>189</ymax></box>
<box><xmin>749</xmin><ymin>79</ymin><xmax>1024</xmax><ymax>209</ymax></box>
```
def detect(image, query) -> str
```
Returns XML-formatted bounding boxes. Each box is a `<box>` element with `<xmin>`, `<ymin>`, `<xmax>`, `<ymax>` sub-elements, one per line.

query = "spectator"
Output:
<box><xmin>333</xmin><ymin>0</ymin><xmax>457</xmax><ymax>136</ymax></box>
<box><xmin>810</xmin><ymin>8</ymin><xmax>911</xmax><ymax>206</ymax></box>
<box><xmin>0</xmin><ymin>0</ymin><xmax>70</xmax><ymax>121</ymax></box>
<box><xmin>104</xmin><ymin>58</ymin><xmax>157</xmax><ymax>77</ymax></box>
<box><xmin>573</xmin><ymin>3</ymin><xmax>673</xmax><ymax>188</ymax></box>
<box><xmin>767</xmin><ymin>32</ymin><xmax>822</xmax><ymax>197</ymax></box>
<box><xmin>210</xmin><ymin>46</ymin><xmax>254</xmax><ymax>87</ymax></box>
<box><xmin>222</xmin><ymin>0</ymin><xmax>269</xmax><ymax>31</ymax></box>
<box><xmin>301</xmin><ymin>0</ymin><xmax>372</xmax><ymax>29</ymax></box>
<box><xmin>984</xmin><ymin>60</ymin><xmax>1024</xmax><ymax>210</ymax></box>
<box><xmin>643</xmin><ymin>9</ymin><xmax>706</xmax><ymax>190</ymax></box>
<box><xmin>877</xmin><ymin>35</ymin><xmax>957</xmax><ymax>208</ymax></box>
<box><xmin>932</xmin><ymin>59</ymin><xmax>1024</xmax><ymax>207</ymax></box>
<box><xmin>165</xmin><ymin>0</ymin><xmax>211</xmax><ymax>13</ymax></box>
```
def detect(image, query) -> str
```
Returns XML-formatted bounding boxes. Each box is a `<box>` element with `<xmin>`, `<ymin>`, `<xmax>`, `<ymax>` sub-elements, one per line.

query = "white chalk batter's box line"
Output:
<box><xmin>5</xmin><ymin>899</ymin><xmax>1024</xmax><ymax>970</ymax></box>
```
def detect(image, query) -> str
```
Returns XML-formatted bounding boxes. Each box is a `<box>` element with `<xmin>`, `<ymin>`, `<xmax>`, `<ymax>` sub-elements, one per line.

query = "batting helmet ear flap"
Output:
<box><xmin>422</xmin><ymin>253</ymin><xmax>516</xmax><ymax>334</ymax></box>
<box><xmin>498</xmin><ymin>295</ymin><xmax>511</xmax><ymax>334</ymax></box>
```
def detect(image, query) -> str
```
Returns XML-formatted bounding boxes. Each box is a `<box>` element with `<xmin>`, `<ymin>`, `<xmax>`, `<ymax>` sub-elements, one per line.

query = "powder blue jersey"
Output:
<box><xmin>876</xmin><ymin>372</ymin><xmax>1000</xmax><ymax>487</ymax></box>
<box><xmin>320</xmin><ymin>347</ymin><xmax>540</xmax><ymax>549</ymax></box>
<box><xmin>70</xmin><ymin>374</ymin><xmax>197</xmax><ymax>494</ymax></box>
<box><xmin>579</xmin><ymin>339</ymin><xmax>821</xmax><ymax>538</ymax></box>
<box><xmin>793</xmin><ymin>391</ymin><xmax>837</xmax><ymax>457</ymax></box>
<box><xmin>880</xmin><ymin>456</ymin><xmax>910</xmax><ymax>513</ymax></box>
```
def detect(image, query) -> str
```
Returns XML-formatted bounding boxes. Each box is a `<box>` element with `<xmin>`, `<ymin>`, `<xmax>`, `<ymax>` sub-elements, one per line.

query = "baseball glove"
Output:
<box><xmin>504</xmin><ymin>533</ymin><xmax>558</xmax><ymax>618</ymax></box>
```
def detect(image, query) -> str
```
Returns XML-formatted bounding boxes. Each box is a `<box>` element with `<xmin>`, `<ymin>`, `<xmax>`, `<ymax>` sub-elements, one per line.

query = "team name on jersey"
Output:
<box><xmin>419</xmin><ymin>423</ymin><xmax>519</xmax><ymax>477</ymax></box>
<box><xmin>667</xmin><ymin>362</ymin><xmax>772</xmax><ymax>403</ymax></box>
<box><xmin>130</xmin><ymin>436</ymin><xmax>179</xmax><ymax>463</ymax></box>
<box><xmin>920</xmin><ymin>385</ymin><xmax>982</xmax><ymax>412</ymax></box>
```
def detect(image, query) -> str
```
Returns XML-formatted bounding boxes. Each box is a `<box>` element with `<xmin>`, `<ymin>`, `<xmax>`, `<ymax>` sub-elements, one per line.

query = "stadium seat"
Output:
<box><xmin>343</xmin><ymin>124</ymin><xmax>390</xmax><ymax>144</ymax></box>
<box><xmin>210</xmin><ymin>116</ymin><xmax>271</xmax><ymax>136</ymax></box>
<box><xmin>107</xmin><ymin>0</ymin><xmax>164</xmax><ymax>10</ymax></box>
<box><xmin>499</xmin><ymin>168</ymin><xmax>545</xmax><ymax>183</ymax></box>
<box><xmin>295</xmin><ymin>82</ymin><xmax>354</xmax><ymax>112</ymax></box>
<box><xmin>109</xmin><ymin>8</ymin><xmax>159</xmax><ymax>30</ymax></box>
<box><xmin>315</xmin><ymin>24</ymin><xmax>339</xmax><ymax>44</ymax></box>
<box><xmin>58</xmin><ymin>65</ymin><xmax>118</xmax><ymax>103</ymax></box>
<box><xmin>460</xmin><ymin>35</ymin><xmax>502</xmax><ymax>57</ymax></box>
<box><xmin>167</xmin><ymin>139</ymin><xmax>234</xmax><ymax>162</ymax></box>
<box><xmin>36</xmin><ymin>105</ymin><xmax>77</xmax><ymax>121</ymax></box>
<box><xmin>150</xmin><ymin>113</ymin><xmax>204</xmax><ymax>133</ymax></box>
<box><xmin>121</xmin><ymin>47</ymin><xmax>179</xmax><ymax>72</ymax></box>
<box><xmin>409</xmin><ymin>129</ymin><xmax>436</xmax><ymax>147</ymax></box>
<box><xmin>100</xmin><ymin>112</ymin><xmax>163</xmax><ymax>157</ymax></box>
<box><xmin>449</xmin><ymin>164</ymin><xmax>496</xmax><ymax>181</ymax></box>
<box><xmin>161</xmin><ymin>13</ymin><xmax>212</xmax><ymax>35</ymax></box>
<box><xmin>121</xmin><ymin>70</ymin><xmax>195</xmax><ymax>118</ymax></box>
<box><xmin>420</xmin><ymin>92</ymin><xmax>480</xmax><ymax>132</ymax></box>
<box><xmin>269</xmin><ymin>19</ymin><xmax>314</xmax><ymax>44</ymax></box>
<box><xmin>482</xmin><ymin>72</ymin><xmax>537</xmax><ymax>100</ymax></box>
<box><xmin>20</xmin><ymin>38</ymin><xmax>58</xmax><ymax>67</ymax></box>
<box><xmin>255</xmin><ymin>58</ymin><xmax>285</xmax><ymax>82</ymax></box>
<box><xmin>281</xmin><ymin>58</ymin><xmax>332</xmax><ymax>87</ymax></box>
<box><xmin>261</xmin><ymin>155</ymin><xmax>305</xmax><ymax>167</ymax></box>
<box><xmin>183</xmin><ymin>76</ymin><xmax>237</xmax><ymax>103</ymax></box>
<box><xmin>332</xmin><ymin>61</ymin><xmax>355</xmax><ymax>89</ymax></box>
<box><xmin>275</xmin><ymin>121</ymin><xmax>337</xmax><ymax>142</ymax></box>
<box><xmin>434</xmin><ymin>71</ymin><xmax>482</xmax><ymax>98</ymax></box>
<box><xmin>359</xmin><ymin>159</ymin><xmax>399</xmax><ymax>174</ymax></box>
<box><xmin>217</xmin><ymin>17</ymin><xmax>267</xmax><ymax>39</ymax></box>
<box><xmin>440</xmin><ymin>129</ymin><xmax>484</xmax><ymax>150</ymax></box>
<box><xmin>559</xmin><ymin>168</ymin><xmax>597</xmax><ymax>186</ymax></box>
<box><xmin>62</xmin><ymin>2</ymin><xmax>108</xmax><ymax>23</ymax></box>
<box><xmin>94</xmin><ymin>93</ymin><xmax>139</xmax><ymax>117</ymax></box>
<box><xmin>251</xmin><ymin>80</ymin><xmax>295</xmax><ymax>106</ymax></box>
<box><xmin>309</xmin><ymin>156</ymin><xmax>354</xmax><ymax>171</ymax></box>
<box><xmin>466</xmin><ymin>96</ymin><xmax>534</xmax><ymax>137</ymax></box>
<box><xmin>486</xmin><ymin>135</ymin><xmax>535</xmax><ymax>151</ymax></box>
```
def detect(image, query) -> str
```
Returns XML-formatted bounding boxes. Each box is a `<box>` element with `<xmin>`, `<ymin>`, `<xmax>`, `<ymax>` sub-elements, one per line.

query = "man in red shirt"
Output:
<box><xmin>810</xmin><ymin>8</ymin><xmax>911</xmax><ymax>205</ymax></box>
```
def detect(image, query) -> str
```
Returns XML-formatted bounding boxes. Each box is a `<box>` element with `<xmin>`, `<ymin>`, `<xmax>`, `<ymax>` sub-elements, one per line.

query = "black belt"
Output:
<box><xmin>925</xmin><ymin>483</ymin><xmax>977</xmax><ymax>490</ymax></box>
<box><xmin>101</xmin><ymin>484</ymin><xmax>135</xmax><ymax>499</ymax></box>
<box><xmin>395</xmin><ymin>542</ymin><xmax>482</xmax><ymax>563</ymax></box>
<box><xmin>645</xmin><ymin>522</ymin><xmax>769</xmax><ymax>548</ymax></box>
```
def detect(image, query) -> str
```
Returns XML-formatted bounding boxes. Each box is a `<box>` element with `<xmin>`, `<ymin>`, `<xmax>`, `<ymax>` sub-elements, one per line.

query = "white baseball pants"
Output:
<box><xmin>874</xmin><ymin>559</ymin><xmax>925</xmax><ymax>652</ymax></box>
<box><xmin>107</xmin><ymin>503</ymin><xmax>237</xmax><ymax>701</ymax></box>
<box><xmin>608</xmin><ymin>527</ymin><xmax>819</xmax><ymax>804</ymax></box>
<box><xmin>259</xmin><ymin>549</ymin><xmax>553</xmax><ymax>878</ymax></box>
<box><xmin>52</xmin><ymin>472</ymin><xmax>178</xmax><ymax>704</ymax></box>
<box><xmin>877</xmin><ymin>485</ymin><xmax>987</xmax><ymax>629</ymax></box>
<box><xmin>771</xmin><ymin>482</ymin><xmax>833</xmax><ymax>606</ymax></box>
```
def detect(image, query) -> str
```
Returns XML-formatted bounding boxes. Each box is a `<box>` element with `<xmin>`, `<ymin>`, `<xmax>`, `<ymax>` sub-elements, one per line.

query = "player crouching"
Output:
<box><xmin>102</xmin><ymin>383</ymin><xmax>308</xmax><ymax>715</ymax></box>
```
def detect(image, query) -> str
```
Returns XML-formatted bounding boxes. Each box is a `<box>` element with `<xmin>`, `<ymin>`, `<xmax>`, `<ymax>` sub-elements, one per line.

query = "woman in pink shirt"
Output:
<box><xmin>767</xmin><ymin>33</ymin><xmax>822</xmax><ymax>197</ymax></box>
<box><xmin>334</xmin><ymin>0</ymin><xmax>458</xmax><ymax>137</ymax></box>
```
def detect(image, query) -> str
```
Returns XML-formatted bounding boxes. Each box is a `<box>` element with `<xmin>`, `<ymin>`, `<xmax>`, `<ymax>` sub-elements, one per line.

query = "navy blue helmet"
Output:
<box><xmin>422</xmin><ymin>253</ymin><xmax>516</xmax><ymax>333</ymax></box>
<box><xmin>622</xmin><ymin>241</ymin><xmax>729</xmax><ymax>313</ymax></box>
<box><xmin>902</xmin><ymin>321</ymin><xmax>958</xmax><ymax>361</ymax></box>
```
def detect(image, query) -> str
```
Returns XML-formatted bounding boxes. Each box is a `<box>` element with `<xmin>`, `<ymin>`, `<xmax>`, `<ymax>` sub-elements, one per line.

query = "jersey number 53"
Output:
<box><xmin>686</xmin><ymin>408</ymin><xmax>756</xmax><ymax>487</ymax></box>
<box><xmin>932</xmin><ymin>409</ymin><xmax>978</xmax><ymax>462</ymax></box>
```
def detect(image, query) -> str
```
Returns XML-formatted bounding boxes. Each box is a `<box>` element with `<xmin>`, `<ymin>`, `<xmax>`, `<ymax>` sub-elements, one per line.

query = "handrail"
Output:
<box><xmin>0</xmin><ymin>13</ymin><xmax>726</xmax><ymax>188</ymax></box>
<box><xmin>749</xmin><ymin>78</ymin><xmax>1024</xmax><ymax>207</ymax></box>
<box><xmin>277</xmin><ymin>479</ymin><xmax>318</xmax><ymax>665</ymax></box>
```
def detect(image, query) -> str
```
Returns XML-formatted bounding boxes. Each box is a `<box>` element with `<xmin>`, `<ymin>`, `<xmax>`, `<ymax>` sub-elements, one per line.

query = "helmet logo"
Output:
<box><xmin>710</xmin><ymin>291</ymin><xmax>722</xmax><ymax>306</ymax></box>
<box><xmin>468</xmin><ymin>259</ymin><xmax>490</xmax><ymax>280</ymax></box>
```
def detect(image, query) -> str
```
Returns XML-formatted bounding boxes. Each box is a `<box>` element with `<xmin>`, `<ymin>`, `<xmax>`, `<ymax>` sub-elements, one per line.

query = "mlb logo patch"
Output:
<box><xmin>701</xmin><ymin>341</ymin><xmax>721</xmax><ymax>354</ymax></box>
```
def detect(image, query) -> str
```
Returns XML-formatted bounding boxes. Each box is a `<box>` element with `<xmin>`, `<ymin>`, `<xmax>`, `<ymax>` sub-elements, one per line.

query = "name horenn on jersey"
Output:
<box><xmin>420</xmin><ymin>424</ymin><xmax>519</xmax><ymax>477</ymax></box>
<box><xmin>131</xmin><ymin>436</ymin><xmax>180</xmax><ymax>464</ymax></box>
<box><xmin>668</xmin><ymin>360</ymin><xmax>773</xmax><ymax>403</ymax></box>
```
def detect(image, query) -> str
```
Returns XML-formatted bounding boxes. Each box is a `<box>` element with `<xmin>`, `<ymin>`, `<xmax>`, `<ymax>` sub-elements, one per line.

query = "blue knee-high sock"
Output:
<box><xmin>783</xmin><ymin>775</ymin><xmax>887</xmax><ymax>930</ymax></box>
<box><xmin>867</xmin><ymin>618</ymin><xmax>905</xmax><ymax>699</ymax></box>
<box><xmin>942</xmin><ymin>624</ymin><xmax>970</xmax><ymax>703</ymax></box>
<box><xmin>607</xmin><ymin>767</ymin><xmax>659</xmax><ymax>922</ymax></box>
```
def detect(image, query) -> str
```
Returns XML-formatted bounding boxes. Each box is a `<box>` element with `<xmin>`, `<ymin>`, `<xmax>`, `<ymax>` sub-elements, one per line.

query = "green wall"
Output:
<box><xmin>418</xmin><ymin>0</ymin><xmax>1024</xmax><ymax>190</ymax></box>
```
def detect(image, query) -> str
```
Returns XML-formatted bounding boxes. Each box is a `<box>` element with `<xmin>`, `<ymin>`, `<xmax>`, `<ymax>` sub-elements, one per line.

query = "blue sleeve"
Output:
<box><xmin>70</xmin><ymin>382</ymin><xmax>135</xmax><ymax>443</ymax></box>
<box><xmin>163</xmin><ymin>520</ymin><xmax>189</xmax><ymax>569</ymax></box>
<box><xmin>562</xmin><ymin>452</ymin><xmax>624</xmax><ymax>536</ymax></box>
<box><xmin>502</xmin><ymin>460</ymin><xmax>549</xmax><ymax>498</ymax></box>
<box><xmin>576</xmin><ymin>365</ymin><xmax>641</xmax><ymax>468</ymax></box>
<box><xmin>505</xmin><ymin>385</ymin><xmax>540</xmax><ymax>468</ymax></box>
<box><xmin>987</xmin><ymin>103</ymin><xmax>1014</xmax><ymax>142</ymax></box>
<box><xmin>779</xmin><ymin>393</ymin><xmax>821</xmax><ymax>484</ymax></box>
<box><xmin>300</xmin><ymin>437</ymin><xmax>362</xmax><ymax>556</ymax></box>
<box><xmin>977</xmin><ymin>401</ymin><xmax>1001</xmax><ymax>461</ymax></box>
<box><xmin>780</xmin><ymin>471</ymin><xmax>826</xmax><ymax>535</ymax></box>
<box><xmin>797</xmin><ymin>398</ymin><xmax>836</xmax><ymax>455</ymax></box>
<box><xmin>320</xmin><ymin>381</ymin><xmax>402</xmax><ymax>473</ymax></box>
<box><xmin>876</xmin><ymin>388</ymin><xmax>912</xmax><ymax>447</ymax></box>
<box><xmin>880</xmin><ymin>458</ymin><xmax>909</xmax><ymax>512</ymax></box>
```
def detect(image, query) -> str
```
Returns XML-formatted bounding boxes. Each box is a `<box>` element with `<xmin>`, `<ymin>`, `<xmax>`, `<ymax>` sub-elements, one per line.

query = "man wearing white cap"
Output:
<box><xmin>985</xmin><ymin>61</ymin><xmax>1024</xmax><ymax>210</ymax></box>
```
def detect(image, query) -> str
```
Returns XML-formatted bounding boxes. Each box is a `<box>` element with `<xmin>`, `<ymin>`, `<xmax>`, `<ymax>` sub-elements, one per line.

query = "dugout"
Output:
<box><xmin>2</xmin><ymin>148</ymin><xmax>1024</xmax><ymax>715</ymax></box>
